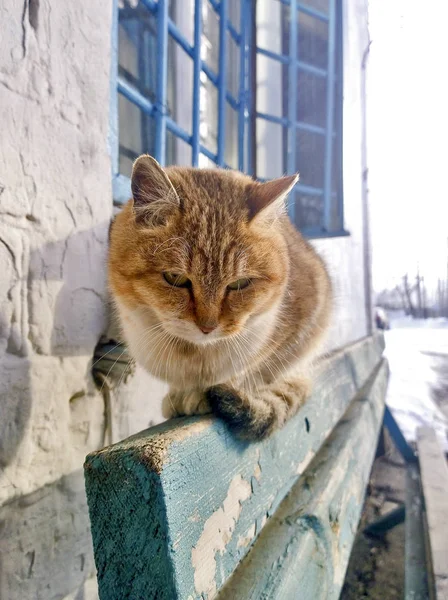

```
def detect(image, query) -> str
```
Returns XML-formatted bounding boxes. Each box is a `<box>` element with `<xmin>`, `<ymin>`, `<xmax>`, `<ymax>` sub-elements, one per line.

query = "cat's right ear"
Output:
<box><xmin>131</xmin><ymin>155</ymin><xmax>180</xmax><ymax>226</ymax></box>
<box><xmin>246</xmin><ymin>174</ymin><xmax>299</xmax><ymax>224</ymax></box>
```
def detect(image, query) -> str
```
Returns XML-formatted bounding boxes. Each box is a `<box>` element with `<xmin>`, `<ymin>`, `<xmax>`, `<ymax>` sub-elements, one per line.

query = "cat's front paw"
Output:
<box><xmin>162</xmin><ymin>389</ymin><xmax>211</xmax><ymax>419</ymax></box>
<box><xmin>206</xmin><ymin>385</ymin><xmax>264</xmax><ymax>439</ymax></box>
<box><xmin>207</xmin><ymin>377</ymin><xmax>311</xmax><ymax>441</ymax></box>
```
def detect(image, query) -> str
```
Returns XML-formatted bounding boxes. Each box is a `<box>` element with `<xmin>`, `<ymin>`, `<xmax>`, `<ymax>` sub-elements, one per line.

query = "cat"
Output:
<box><xmin>108</xmin><ymin>155</ymin><xmax>332</xmax><ymax>440</ymax></box>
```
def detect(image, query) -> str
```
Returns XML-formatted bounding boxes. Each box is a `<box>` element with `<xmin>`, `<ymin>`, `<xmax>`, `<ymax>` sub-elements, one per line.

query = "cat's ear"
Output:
<box><xmin>247</xmin><ymin>174</ymin><xmax>299</xmax><ymax>223</ymax></box>
<box><xmin>131</xmin><ymin>155</ymin><xmax>180</xmax><ymax>226</ymax></box>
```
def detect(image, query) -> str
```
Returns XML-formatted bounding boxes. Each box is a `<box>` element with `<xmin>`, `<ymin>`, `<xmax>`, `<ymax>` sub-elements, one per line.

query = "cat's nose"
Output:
<box><xmin>198</xmin><ymin>324</ymin><xmax>217</xmax><ymax>334</ymax></box>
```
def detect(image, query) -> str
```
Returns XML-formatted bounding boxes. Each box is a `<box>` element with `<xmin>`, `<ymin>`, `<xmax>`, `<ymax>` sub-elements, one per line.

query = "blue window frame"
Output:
<box><xmin>110</xmin><ymin>0</ymin><xmax>346</xmax><ymax>237</ymax></box>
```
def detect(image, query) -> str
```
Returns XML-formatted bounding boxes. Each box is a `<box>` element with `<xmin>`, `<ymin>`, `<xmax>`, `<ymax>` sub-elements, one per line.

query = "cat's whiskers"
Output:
<box><xmin>124</xmin><ymin>321</ymin><xmax>171</xmax><ymax>378</ymax></box>
<box><xmin>238</xmin><ymin>329</ymin><xmax>291</xmax><ymax>381</ymax></box>
<box><xmin>109</xmin><ymin>326</ymin><xmax>164</xmax><ymax>392</ymax></box>
<box><xmin>247</xmin><ymin>316</ymin><xmax>300</xmax><ymax>362</ymax></box>
<box><xmin>151</xmin><ymin>330</ymin><xmax>174</xmax><ymax>381</ymax></box>
<box><xmin>165</xmin><ymin>331</ymin><xmax>180</xmax><ymax>389</ymax></box>
<box><xmin>98</xmin><ymin>346</ymin><xmax>129</xmax><ymax>394</ymax></box>
<box><xmin>91</xmin><ymin>341</ymin><xmax>124</xmax><ymax>370</ymax></box>
<box><xmin>239</xmin><ymin>331</ymin><xmax>277</xmax><ymax>378</ymax></box>
<box><xmin>164</xmin><ymin>335</ymin><xmax>180</xmax><ymax>416</ymax></box>
<box><xmin>228</xmin><ymin>334</ymin><xmax>262</xmax><ymax>397</ymax></box>
<box><xmin>113</xmin><ymin>323</ymin><xmax>166</xmax><ymax>391</ymax></box>
<box><xmin>249</xmin><ymin>329</ymin><xmax>292</xmax><ymax>374</ymax></box>
<box><xmin>223</xmin><ymin>338</ymin><xmax>241</xmax><ymax>385</ymax></box>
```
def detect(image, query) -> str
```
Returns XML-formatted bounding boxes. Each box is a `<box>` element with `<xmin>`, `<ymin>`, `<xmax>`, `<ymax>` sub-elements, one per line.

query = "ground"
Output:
<box><xmin>341</xmin><ymin>431</ymin><xmax>405</xmax><ymax>599</ymax></box>
<box><xmin>342</xmin><ymin>317</ymin><xmax>448</xmax><ymax>599</ymax></box>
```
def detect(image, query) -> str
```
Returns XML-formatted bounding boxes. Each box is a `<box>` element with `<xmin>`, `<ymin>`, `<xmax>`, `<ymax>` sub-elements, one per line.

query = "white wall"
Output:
<box><xmin>0</xmin><ymin>0</ymin><xmax>370</xmax><ymax>598</ymax></box>
<box><xmin>0</xmin><ymin>1</ymin><xmax>112</xmax><ymax>598</ymax></box>
<box><xmin>316</xmin><ymin>0</ymin><xmax>372</xmax><ymax>350</ymax></box>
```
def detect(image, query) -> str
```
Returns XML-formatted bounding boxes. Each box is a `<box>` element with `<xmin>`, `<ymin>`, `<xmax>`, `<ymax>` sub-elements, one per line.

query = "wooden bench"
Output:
<box><xmin>84</xmin><ymin>334</ymin><xmax>388</xmax><ymax>599</ymax></box>
<box><xmin>414</xmin><ymin>427</ymin><xmax>448</xmax><ymax>599</ymax></box>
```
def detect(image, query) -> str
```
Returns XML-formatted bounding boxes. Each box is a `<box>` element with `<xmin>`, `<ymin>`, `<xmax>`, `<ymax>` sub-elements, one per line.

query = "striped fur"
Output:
<box><xmin>109</xmin><ymin>155</ymin><xmax>332</xmax><ymax>440</ymax></box>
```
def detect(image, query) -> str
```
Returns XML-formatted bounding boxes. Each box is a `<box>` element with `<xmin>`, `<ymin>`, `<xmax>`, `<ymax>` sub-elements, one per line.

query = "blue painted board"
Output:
<box><xmin>220</xmin><ymin>359</ymin><xmax>388</xmax><ymax>599</ymax></box>
<box><xmin>84</xmin><ymin>334</ymin><xmax>385</xmax><ymax>599</ymax></box>
<box><xmin>405</xmin><ymin>463</ymin><xmax>429</xmax><ymax>600</ymax></box>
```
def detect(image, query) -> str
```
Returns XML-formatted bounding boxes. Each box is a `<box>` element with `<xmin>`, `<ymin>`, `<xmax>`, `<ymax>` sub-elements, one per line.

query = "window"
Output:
<box><xmin>111</xmin><ymin>0</ymin><xmax>345</xmax><ymax>237</ymax></box>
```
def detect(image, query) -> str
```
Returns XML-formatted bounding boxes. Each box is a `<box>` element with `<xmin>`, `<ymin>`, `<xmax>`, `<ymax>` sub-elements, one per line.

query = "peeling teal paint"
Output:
<box><xmin>84</xmin><ymin>335</ymin><xmax>386</xmax><ymax>600</ymax></box>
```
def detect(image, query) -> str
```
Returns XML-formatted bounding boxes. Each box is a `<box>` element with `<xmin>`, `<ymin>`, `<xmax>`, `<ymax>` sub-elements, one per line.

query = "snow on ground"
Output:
<box><xmin>384</xmin><ymin>317</ymin><xmax>448</xmax><ymax>453</ymax></box>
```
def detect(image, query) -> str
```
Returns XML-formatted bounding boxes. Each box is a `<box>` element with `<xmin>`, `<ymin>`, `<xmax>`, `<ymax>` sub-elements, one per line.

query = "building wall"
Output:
<box><xmin>316</xmin><ymin>0</ymin><xmax>372</xmax><ymax>350</ymax></box>
<box><xmin>0</xmin><ymin>0</ymin><xmax>370</xmax><ymax>598</ymax></box>
<box><xmin>0</xmin><ymin>1</ymin><xmax>114</xmax><ymax>598</ymax></box>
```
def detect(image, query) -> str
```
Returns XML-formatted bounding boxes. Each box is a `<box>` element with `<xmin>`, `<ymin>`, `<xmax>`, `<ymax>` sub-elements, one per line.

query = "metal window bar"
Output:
<box><xmin>323</xmin><ymin>0</ymin><xmax>337</xmax><ymax>231</ymax></box>
<box><xmin>112</xmin><ymin>0</ymin><xmax>345</xmax><ymax>236</ymax></box>
<box><xmin>287</xmin><ymin>0</ymin><xmax>298</xmax><ymax>223</ymax></box>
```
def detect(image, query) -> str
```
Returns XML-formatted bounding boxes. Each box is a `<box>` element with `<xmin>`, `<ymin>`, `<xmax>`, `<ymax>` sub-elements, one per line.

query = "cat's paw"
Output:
<box><xmin>162</xmin><ymin>389</ymin><xmax>211</xmax><ymax>419</ymax></box>
<box><xmin>207</xmin><ymin>385</ymin><xmax>268</xmax><ymax>440</ymax></box>
<box><xmin>207</xmin><ymin>378</ymin><xmax>311</xmax><ymax>441</ymax></box>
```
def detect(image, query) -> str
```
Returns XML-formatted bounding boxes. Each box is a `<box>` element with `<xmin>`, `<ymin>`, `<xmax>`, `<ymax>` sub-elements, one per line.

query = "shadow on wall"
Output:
<box><xmin>0</xmin><ymin>220</ymin><xmax>112</xmax><ymax>598</ymax></box>
<box><xmin>0</xmin><ymin>221</ymin><xmax>110</xmax><ymax>470</ymax></box>
<box><xmin>0</xmin><ymin>469</ymin><xmax>96</xmax><ymax>600</ymax></box>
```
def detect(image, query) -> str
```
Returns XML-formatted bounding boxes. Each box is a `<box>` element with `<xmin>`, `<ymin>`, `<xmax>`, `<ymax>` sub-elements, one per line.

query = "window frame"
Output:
<box><xmin>109</xmin><ymin>0</ymin><xmax>347</xmax><ymax>238</ymax></box>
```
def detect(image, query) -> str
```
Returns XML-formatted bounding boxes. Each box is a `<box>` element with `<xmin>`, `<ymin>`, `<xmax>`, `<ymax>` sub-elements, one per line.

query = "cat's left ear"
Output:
<box><xmin>246</xmin><ymin>174</ymin><xmax>299</xmax><ymax>223</ymax></box>
<box><xmin>131</xmin><ymin>154</ymin><xmax>180</xmax><ymax>226</ymax></box>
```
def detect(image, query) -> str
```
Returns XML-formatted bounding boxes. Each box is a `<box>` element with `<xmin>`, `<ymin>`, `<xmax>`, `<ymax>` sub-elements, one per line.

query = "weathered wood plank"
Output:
<box><xmin>405</xmin><ymin>463</ymin><xmax>429</xmax><ymax>600</ymax></box>
<box><xmin>416</xmin><ymin>426</ymin><xmax>448</xmax><ymax>600</ymax></box>
<box><xmin>84</xmin><ymin>334</ymin><xmax>385</xmax><ymax>600</ymax></box>
<box><xmin>218</xmin><ymin>359</ymin><xmax>388</xmax><ymax>599</ymax></box>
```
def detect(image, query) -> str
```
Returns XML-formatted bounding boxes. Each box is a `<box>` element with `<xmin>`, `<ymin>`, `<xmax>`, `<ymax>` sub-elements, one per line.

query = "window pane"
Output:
<box><xmin>118</xmin><ymin>9</ymin><xmax>157</xmax><ymax>92</ymax></box>
<box><xmin>299</xmin><ymin>0</ymin><xmax>328</xmax><ymax>14</ymax></box>
<box><xmin>331</xmin><ymin>0</ymin><xmax>343</xmax><ymax>230</ymax></box>
<box><xmin>167</xmin><ymin>131</ymin><xmax>191</xmax><ymax>166</ymax></box>
<box><xmin>118</xmin><ymin>95</ymin><xmax>155</xmax><ymax>177</ymax></box>
<box><xmin>256</xmin><ymin>120</ymin><xmax>285</xmax><ymax>180</ymax></box>
<box><xmin>170</xmin><ymin>0</ymin><xmax>194</xmax><ymax>46</ymax></box>
<box><xmin>228</xmin><ymin>0</ymin><xmax>241</xmax><ymax>34</ymax></box>
<box><xmin>225</xmin><ymin>103</ymin><xmax>239</xmax><ymax>169</ymax></box>
<box><xmin>114</xmin><ymin>0</ymin><xmax>344</xmax><ymax>234</ymax></box>
<box><xmin>118</xmin><ymin>4</ymin><xmax>157</xmax><ymax>171</ymax></box>
<box><xmin>200</xmin><ymin>2</ymin><xmax>239</xmax><ymax>165</ymax></box>
<box><xmin>281</xmin><ymin>0</ymin><xmax>343</xmax><ymax>232</ymax></box>
<box><xmin>295</xmin><ymin>130</ymin><xmax>325</xmax><ymax>189</ymax></box>
<box><xmin>294</xmin><ymin>193</ymin><xmax>324</xmax><ymax>230</ymax></box>
<box><xmin>297</xmin><ymin>71</ymin><xmax>327</xmax><ymax>128</ymax></box>
<box><xmin>200</xmin><ymin>76</ymin><xmax>218</xmax><ymax>156</ymax></box>
<box><xmin>257</xmin><ymin>54</ymin><xmax>285</xmax><ymax>119</ymax></box>
<box><xmin>298</xmin><ymin>14</ymin><xmax>328</xmax><ymax>69</ymax></box>
<box><xmin>227</xmin><ymin>32</ymin><xmax>240</xmax><ymax>99</ymax></box>
<box><xmin>204</xmin><ymin>1</ymin><xmax>220</xmax><ymax>73</ymax></box>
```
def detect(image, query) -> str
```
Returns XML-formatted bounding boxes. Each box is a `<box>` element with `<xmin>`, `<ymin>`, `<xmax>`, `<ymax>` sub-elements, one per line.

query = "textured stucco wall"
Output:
<box><xmin>0</xmin><ymin>1</ymin><xmax>112</xmax><ymax>598</ymax></box>
<box><xmin>0</xmin><ymin>0</ymin><xmax>370</xmax><ymax>598</ymax></box>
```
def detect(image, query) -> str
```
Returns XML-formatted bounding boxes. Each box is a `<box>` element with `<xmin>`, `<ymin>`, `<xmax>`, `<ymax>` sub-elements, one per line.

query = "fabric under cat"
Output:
<box><xmin>108</xmin><ymin>155</ymin><xmax>332</xmax><ymax>441</ymax></box>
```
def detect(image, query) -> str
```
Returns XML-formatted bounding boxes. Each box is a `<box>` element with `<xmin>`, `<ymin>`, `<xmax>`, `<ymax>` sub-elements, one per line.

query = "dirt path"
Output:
<box><xmin>341</xmin><ymin>432</ymin><xmax>406</xmax><ymax>599</ymax></box>
<box><xmin>343</xmin><ymin>322</ymin><xmax>448</xmax><ymax>598</ymax></box>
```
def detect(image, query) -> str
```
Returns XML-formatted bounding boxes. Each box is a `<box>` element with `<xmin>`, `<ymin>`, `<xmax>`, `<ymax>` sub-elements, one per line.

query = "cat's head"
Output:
<box><xmin>109</xmin><ymin>155</ymin><xmax>298</xmax><ymax>345</ymax></box>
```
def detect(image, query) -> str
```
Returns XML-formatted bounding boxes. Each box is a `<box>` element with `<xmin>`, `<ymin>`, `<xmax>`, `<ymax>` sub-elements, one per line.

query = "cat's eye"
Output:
<box><xmin>227</xmin><ymin>278</ymin><xmax>251</xmax><ymax>291</ymax></box>
<box><xmin>163</xmin><ymin>272</ymin><xmax>191</xmax><ymax>287</ymax></box>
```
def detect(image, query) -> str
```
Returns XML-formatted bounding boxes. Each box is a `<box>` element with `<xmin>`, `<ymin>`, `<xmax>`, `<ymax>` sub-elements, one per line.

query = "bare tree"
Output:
<box><xmin>402</xmin><ymin>274</ymin><xmax>417</xmax><ymax>316</ymax></box>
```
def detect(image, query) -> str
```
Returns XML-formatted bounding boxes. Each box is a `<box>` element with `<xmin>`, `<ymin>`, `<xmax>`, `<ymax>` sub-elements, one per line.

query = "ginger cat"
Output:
<box><xmin>108</xmin><ymin>155</ymin><xmax>331</xmax><ymax>440</ymax></box>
